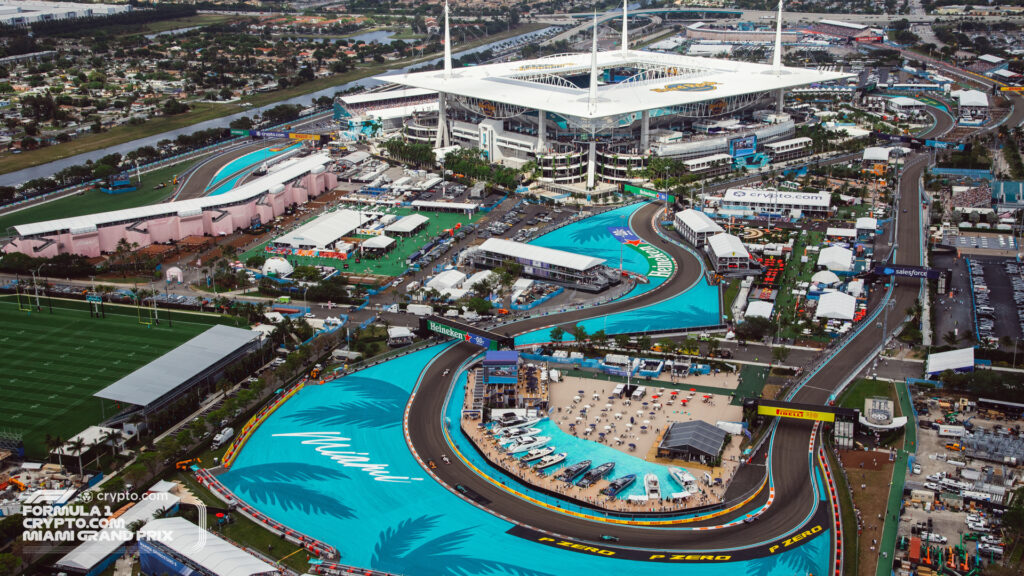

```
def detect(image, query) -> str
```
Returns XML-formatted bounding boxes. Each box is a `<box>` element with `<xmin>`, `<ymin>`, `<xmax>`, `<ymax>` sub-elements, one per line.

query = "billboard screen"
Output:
<box><xmin>729</xmin><ymin>135</ymin><xmax>757</xmax><ymax>158</ymax></box>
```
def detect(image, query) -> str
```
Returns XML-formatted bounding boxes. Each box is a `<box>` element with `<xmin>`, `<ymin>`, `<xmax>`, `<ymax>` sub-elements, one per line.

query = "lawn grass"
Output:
<box><xmin>241</xmin><ymin>207</ymin><xmax>483</xmax><ymax>277</ymax></box>
<box><xmin>0</xmin><ymin>295</ymin><xmax>233</xmax><ymax>457</ymax></box>
<box><xmin>722</xmin><ymin>278</ymin><xmax>741</xmax><ymax>321</ymax></box>
<box><xmin>837</xmin><ymin>378</ymin><xmax>895</xmax><ymax>411</ymax></box>
<box><xmin>89</xmin><ymin>14</ymin><xmax>236</xmax><ymax>36</ymax></box>
<box><xmin>733</xmin><ymin>364</ymin><xmax>769</xmax><ymax>404</ymax></box>
<box><xmin>172</xmin><ymin>471</ymin><xmax>312</xmax><ymax>573</ymax></box>
<box><xmin>0</xmin><ymin>23</ymin><xmax>547</xmax><ymax>177</ymax></box>
<box><xmin>0</xmin><ymin>160</ymin><xmax>195</xmax><ymax>231</ymax></box>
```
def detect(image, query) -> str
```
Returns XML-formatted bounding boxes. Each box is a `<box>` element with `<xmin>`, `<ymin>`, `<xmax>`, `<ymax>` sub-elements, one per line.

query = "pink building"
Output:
<box><xmin>3</xmin><ymin>154</ymin><xmax>337</xmax><ymax>258</ymax></box>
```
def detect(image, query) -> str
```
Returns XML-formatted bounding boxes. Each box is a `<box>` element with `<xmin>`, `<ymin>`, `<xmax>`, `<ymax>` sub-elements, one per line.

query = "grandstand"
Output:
<box><xmin>362</xmin><ymin>0</ymin><xmax>851</xmax><ymax>188</ymax></box>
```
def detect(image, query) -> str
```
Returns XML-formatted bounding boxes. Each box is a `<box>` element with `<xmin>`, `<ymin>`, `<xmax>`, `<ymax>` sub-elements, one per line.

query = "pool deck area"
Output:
<box><xmin>460</xmin><ymin>370</ymin><xmax>744</xmax><ymax>513</ymax></box>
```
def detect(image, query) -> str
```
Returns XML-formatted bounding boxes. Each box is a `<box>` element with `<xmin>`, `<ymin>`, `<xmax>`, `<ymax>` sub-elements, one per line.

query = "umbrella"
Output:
<box><xmin>636</xmin><ymin>410</ymin><xmax>643</xmax><ymax>416</ymax></box>
<box><xmin>628</xmin><ymin>443</ymin><xmax>636</xmax><ymax>449</ymax></box>
<box><xmin>704</xmin><ymin>394</ymin><xmax>712</xmax><ymax>398</ymax></box>
<box><xmin>569</xmin><ymin>422</ymin><xmax>576</xmax><ymax>427</ymax></box>
<box><xmin>671</xmin><ymin>391</ymin><xmax>679</xmax><ymax>395</ymax></box>
<box><xmin>584</xmin><ymin>404</ymin><xmax>591</xmax><ymax>409</ymax></box>
<box><xmin>630</xmin><ymin>416</ymin><xmax>635</xmax><ymax>424</ymax></box>
<box><xmin>644</xmin><ymin>420</ymin><xmax>651</xmax><ymax>425</ymax></box>
<box><xmin>641</xmin><ymin>425</ymin><xmax>648</xmax><ymax>430</ymax></box>
<box><xmin>652</xmin><ymin>395</ymin><xmax>660</xmax><ymax>399</ymax></box>
<box><xmin>598</xmin><ymin>432</ymin><xmax>605</xmax><ymax>437</ymax></box>
<box><xmin>573</xmin><ymin>396</ymin><xmax>581</xmax><ymax>402</ymax></box>
<box><xmin>604</xmin><ymin>425</ymin><xmax>612</xmax><ymax>430</ymax></box>
<box><xmin>614</xmin><ymin>437</ymin><xmax>621</xmax><ymax>443</ymax></box>
<box><xmin>605</xmin><ymin>403</ymin><xmax>613</xmax><ymax>409</ymax></box>
<box><xmin>690</xmin><ymin>388</ymin><xmax>696</xmax><ymax>392</ymax></box>
<box><xmin>578</xmin><ymin>390</ymin><xmax>585</xmax><ymax>394</ymax></box>
<box><xmin>615</xmin><ymin>412</ymin><xmax>622</xmax><ymax>418</ymax></box>
<box><xmin>643</xmin><ymin>402</ymin><xmax>649</xmax><ymax>406</ymax></box>
<box><xmin>576</xmin><ymin>417</ymin><xmax>583</xmax><ymax>421</ymax></box>
<box><xmin>608</xmin><ymin>396</ymin><xmax>617</xmax><ymax>400</ymax></box>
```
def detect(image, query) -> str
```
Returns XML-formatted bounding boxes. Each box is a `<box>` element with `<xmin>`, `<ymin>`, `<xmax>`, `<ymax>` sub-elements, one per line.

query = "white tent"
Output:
<box><xmin>426</xmin><ymin>269</ymin><xmax>466</xmax><ymax>291</ymax></box>
<box><xmin>261</xmin><ymin>257</ymin><xmax>294</xmax><ymax>277</ymax></box>
<box><xmin>862</xmin><ymin>147</ymin><xmax>891</xmax><ymax>163</ymax></box>
<box><xmin>855</xmin><ymin>217</ymin><xmax>878</xmax><ymax>231</ymax></box>
<box><xmin>811</xmin><ymin>270</ymin><xmax>841</xmax><ymax>286</ymax></box>
<box><xmin>165</xmin><ymin>266</ymin><xmax>183</xmax><ymax>283</ymax></box>
<box><xmin>846</xmin><ymin>278</ymin><xmax>865</xmax><ymax>297</ymax></box>
<box><xmin>815</xmin><ymin>291</ymin><xmax>856</xmax><ymax>320</ymax></box>
<box><xmin>744</xmin><ymin>300</ymin><xmax>774</xmax><ymax>319</ymax></box>
<box><xmin>817</xmin><ymin>246</ymin><xmax>854</xmax><ymax>272</ymax></box>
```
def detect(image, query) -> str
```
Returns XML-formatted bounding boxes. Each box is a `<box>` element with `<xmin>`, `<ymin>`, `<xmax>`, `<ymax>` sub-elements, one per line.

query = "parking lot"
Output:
<box><xmin>966</xmin><ymin>256</ymin><xmax>1023</xmax><ymax>342</ymax></box>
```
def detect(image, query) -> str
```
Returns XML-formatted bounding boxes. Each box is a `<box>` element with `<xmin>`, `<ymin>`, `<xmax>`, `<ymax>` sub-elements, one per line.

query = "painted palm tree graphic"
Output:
<box><xmin>372</xmin><ymin>516</ymin><xmax>556</xmax><ymax>576</ymax></box>
<box><xmin>225</xmin><ymin>463</ymin><xmax>355</xmax><ymax>518</ymax></box>
<box><xmin>747</xmin><ymin>531</ymin><xmax>827</xmax><ymax>576</ymax></box>
<box><xmin>286</xmin><ymin>376</ymin><xmax>408</xmax><ymax>429</ymax></box>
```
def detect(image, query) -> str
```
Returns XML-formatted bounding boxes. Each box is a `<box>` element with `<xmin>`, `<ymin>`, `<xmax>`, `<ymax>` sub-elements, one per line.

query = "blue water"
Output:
<box><xmin>515</xmin><ymin>203</ymin><xmax>720</xmax><ymax>345</ymax></box>
<box><xmin>221</xmin><ymin>343</ymin><xmax>831</xmax><ymax>576</ymax></box>
<box><xmin>206</xmin><ymin>144</ymin><xmax>302</xmax><ymax>195</ymax></box>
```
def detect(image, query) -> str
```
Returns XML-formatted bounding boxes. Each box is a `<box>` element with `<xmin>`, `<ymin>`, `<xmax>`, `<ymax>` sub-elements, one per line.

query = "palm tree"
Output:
<box><xmin>46</xmin><ymin>434</ymin><xmax>65</xmax><ymax>470</ymax></box>
<box><xmin>549</xmin><ymin>326</ymin><xmax>564</xmax><ymax>343</ymax></box>
<box><xmin>67</xmin><ymin>437</ymin><xmax>87</xmax><ymax>474</ymax></box>
<box><xmin>569</xmin><ymin>324</ymin><xmax>588</xmax><ymax>349</ymax></box>
<box><xmin>100</xmin><ymin>429</ymin><xmax>123</xmax><ymax>462</ymax></box>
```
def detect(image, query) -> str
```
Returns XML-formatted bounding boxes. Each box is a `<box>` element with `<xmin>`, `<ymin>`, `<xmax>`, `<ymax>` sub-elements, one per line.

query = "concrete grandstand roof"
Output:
<box><xmin>13</xmin><ymin>154</ymin><xmax>331</xmax><ymax>237</ymax></box>
<box><xmin>379</xmin><ymin>49</ymin><xmax>852</xmax><ymax>120</ymax></box>
<box><xmin>141</xmin><ymin>517</ymin><xmax>279</xmax><ymax>576</ymax></box>
<box><xmin>94</xmin><ymin>325</ymin><xmax>258</xmax><ymax>408</ymax></box>
<box><xmin>478</xmin><ymin>238</ymin><xmax>605</xmax><ymax>271</ymax></box>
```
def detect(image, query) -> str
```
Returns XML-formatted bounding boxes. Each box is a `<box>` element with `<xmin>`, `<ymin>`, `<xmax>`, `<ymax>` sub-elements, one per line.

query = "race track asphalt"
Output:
<box><xmin>400</xmin><ymin>99</ymin><xmax>984</xmax><ymax>553</ymax></box>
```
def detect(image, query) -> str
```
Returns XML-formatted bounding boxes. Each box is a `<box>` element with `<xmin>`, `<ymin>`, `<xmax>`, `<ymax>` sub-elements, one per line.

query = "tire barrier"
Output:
<box><xmin>222</xmin><ymin>381</ymin><xmax>306</xmax><ymax>469</ymax></box>
<box><xmin>194</xmin><ymin>468</ymin><xmax>339</xmax><ymax>561</ymax></box>
<box><xmin>817</xmin><ymin>447</ymin><xmax>843</xmax><ymax>576</ymax></box>
<box><xmin>311</xmin><ymin>561</ymin><xmax>403</xmax><ymax>576</ymax></box>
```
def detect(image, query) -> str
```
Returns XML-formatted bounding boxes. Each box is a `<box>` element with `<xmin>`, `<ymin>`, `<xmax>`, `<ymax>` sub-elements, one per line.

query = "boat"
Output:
<box><xmin>506</xmin><ymin>436</ymin><xmax>551</xmax><ymax>454</ymax></box>
<box><xmin>495</xmin><ymin>417</ymin><xmax>541</xmax><ymax>432</ymax></box>
<box><xmin>520</xmin><ymin>446</ymin><xmax>555</xmax><ymax>463</ymax></box>
<box><xmin>601</xmin><ymin>474</ymin><xmax>637</xmax><ymax>498</ymax></box>
<box><xmin>498</xmin><ymin>427</ymin><xmax>541</xmax><ymax>440</ymax></box>
<box><xmin>668</xmin><ymin>467</ymin><xmax>699</xmax><ymax>493</ymax></box>
<box><xmin>576</xmin><ymin>462</ymin><xmax>615</xmax><ymax>488</ymax></box>
<box><xmin>645</xmin><ymin>473</ymin><xmax>661</xmax><ymax>500</ymax></box>
<box><xmin>556</xmin><ymin>460</ymin><xmax>592</xmax><ymax>482</ymax></box>
<box><xmin>534</xmin><ymin>452</ymin><xmax>568</xmax><ymax>470</ymax></box>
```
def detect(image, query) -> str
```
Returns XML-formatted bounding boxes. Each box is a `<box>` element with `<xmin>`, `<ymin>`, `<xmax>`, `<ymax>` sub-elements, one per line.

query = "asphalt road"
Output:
<box><xmin>399</xmin><ymin>99</ymin><xmax>977</xmax><ymax>553</ymax></box>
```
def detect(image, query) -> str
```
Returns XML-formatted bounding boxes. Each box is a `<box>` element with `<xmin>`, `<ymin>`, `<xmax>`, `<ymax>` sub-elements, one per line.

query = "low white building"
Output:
<box><xmin>718</xmin><ymin>188</ymin><xmax>831</xmax><ymax>219</ymax></box>
<box><xmin>888</xmin><ymin>96</ymin><xmax>926</xmax><ymax>115</ymax></box>
<box><xmin>705</xmin><ymin>233</ymin><xmax>755</xmax><ymax>274</ymax></box>
<box><xmin>744</xmin><ymin>300</ymin><xmax>774</xmax><ymax>320</ymax></box>
<box><xmin>674</xmin><ymin>209</ymin><xmax>723</xmax><ymax>247</ymax></box>
<box><xmin>427</xmin><ymin>269</ymin><xmax>467</xmax><ymax>292</ymax></box>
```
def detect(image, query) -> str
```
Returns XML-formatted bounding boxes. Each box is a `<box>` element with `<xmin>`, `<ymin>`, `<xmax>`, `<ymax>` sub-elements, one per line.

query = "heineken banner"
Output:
<box><xmin>623</xmin><ymin>184</ymin><xmax>675</xmax><ymax>203</ymax></box>
<box><xmin>427</xmin><ymin>320</ymin><xmax>497</xmax><ymax>350</ymax></box>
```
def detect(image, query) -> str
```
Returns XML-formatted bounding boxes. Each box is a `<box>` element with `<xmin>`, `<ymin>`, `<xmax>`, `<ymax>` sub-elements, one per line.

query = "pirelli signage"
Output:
<box><xmin>758</xmin><ymin>405</ymin><xmax>835</xmax><ymax>422</ymax></box>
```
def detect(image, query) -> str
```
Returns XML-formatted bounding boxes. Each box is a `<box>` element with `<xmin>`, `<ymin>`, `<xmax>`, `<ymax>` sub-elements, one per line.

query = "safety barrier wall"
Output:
<box><xmin>221</xmin><ymin>381</ymin><xmax>306</xmax><ymax>468</ymax></box>
<box><xmin>819</xmin><ymin>447</ymin><xmax>843</xmax><ymax>576</ymax></box>
<box><xmin>195</xmin><ymin>468</ymin><xmax>339</xmax><ymax>560</ymax></box>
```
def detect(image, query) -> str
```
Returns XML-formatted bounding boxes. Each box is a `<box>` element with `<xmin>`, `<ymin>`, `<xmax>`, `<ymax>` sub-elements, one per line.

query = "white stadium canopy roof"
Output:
<box><xmin>379</xmin><ymin>50</ymin><xmax>852</xmax><ymax>120</ymax></box>
<box><xmin>14</xmin><ymin>154</ymin><xmax>331</xmax><ymax>237</ymax></box>
<box><xmin>478</xmin><ymin>238</ymin><xmax>605</xmax><ymax>271</ymax></box>
<box><xmin>339</xmin><ymin>87</ymin><xmax>435</xmax><ymax>105</ymax></box>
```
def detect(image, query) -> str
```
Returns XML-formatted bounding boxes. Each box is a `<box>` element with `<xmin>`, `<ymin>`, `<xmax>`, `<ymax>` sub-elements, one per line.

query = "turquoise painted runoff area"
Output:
<box><xmin>221</xmin><ymin>343</ymin><xmax>832</xmax><ymax>576</ymax></box>
<box><xmin>207</xmin><ymin>144</ymin><xmax>302</xmax><ymax>195</ymax></box>
<box><xmin>515</xmin><ymin>203</ymin><xmax>720</xmax><ymax>346</ymax></box>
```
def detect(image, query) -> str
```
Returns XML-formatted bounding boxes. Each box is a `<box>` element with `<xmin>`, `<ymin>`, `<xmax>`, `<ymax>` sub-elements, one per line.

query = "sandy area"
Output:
<box><xmin>648</xmin><ymin>369</ymin><xmax>741</xmax><ymax>390</ymax></box>
<box><xmin>548</xmin><ymin>374</ymin><xmax>744</xmax><ymax>459</ymax></box>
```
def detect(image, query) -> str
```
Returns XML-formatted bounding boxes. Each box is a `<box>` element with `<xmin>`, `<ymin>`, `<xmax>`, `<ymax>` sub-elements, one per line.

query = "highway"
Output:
<box><xmin>399</xmin><ymin>94</ymin><xmax>987</xmax><ymax>556</ymax></box>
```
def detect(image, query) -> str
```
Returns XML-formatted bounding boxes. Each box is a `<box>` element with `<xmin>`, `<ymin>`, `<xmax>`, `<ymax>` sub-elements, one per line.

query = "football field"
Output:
<box><xmin>0</xmin><ymin>294</ymin><xmax>240</xmax><ymax>457</ymax></box>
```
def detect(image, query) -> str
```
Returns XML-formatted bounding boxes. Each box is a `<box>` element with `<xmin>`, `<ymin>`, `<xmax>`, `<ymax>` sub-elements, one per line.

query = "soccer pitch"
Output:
<box><xmin>0</xmin><ymin>295</ymin><xmax>241</xmax><ymax>458</ymax></box>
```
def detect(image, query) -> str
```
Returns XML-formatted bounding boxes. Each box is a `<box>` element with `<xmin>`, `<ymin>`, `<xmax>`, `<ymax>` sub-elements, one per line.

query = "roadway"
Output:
<box><xmin>400</xmin><ymin>98</ymin><xmax>970</xmax><ymax>553</ymax></box>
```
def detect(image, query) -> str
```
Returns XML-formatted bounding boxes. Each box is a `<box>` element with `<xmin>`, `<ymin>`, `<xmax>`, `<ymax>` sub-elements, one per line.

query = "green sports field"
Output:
<box><xmin>0</xmin><ymin>295</ymin><xmax>241</xmax><ymax>458</ymax></box>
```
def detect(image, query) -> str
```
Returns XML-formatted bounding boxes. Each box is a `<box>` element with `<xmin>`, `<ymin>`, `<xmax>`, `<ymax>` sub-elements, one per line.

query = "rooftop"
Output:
<box><xmin>385</xmin><ymin>213</ymin><xmax>430</xmax><ymax>234</ymax></box>
<box><xmin>274</xmin><ymin>209</ymin><xmax>379</xmax><ymax>250</ymax></box>
<box><xmin>676</xmin><ymin>209</ymin><xmax>723</xmax><ymax>234</ymax></box>
<box><xmin>94</xmin><ymin>325</ymin><xmax>259</xmax><ymax>408</ymax></box>
<box><xmin>379</xmin><ymin>49</ymin><xmax>851</xmax><ymax>121</ymax></box>
<box><xmin>477</xmin><ymin>238</ymin><xmax>605</xmax><ymax>271</ymax></box>
<box><xmin>14</xmin><ymin>154</ymin><xmax>331</xmax><ymax>237</ymax></box>
<box><xmin>707</xmin><ymin>232</ymin><xmax>749</xmax><ymax>259</ymax></box>
<box><xmin>659</xmin><ymin>420</ymin><xmax>728</xmax><ymax>457</ymax></box>
<box><xmin>141</xmin><ymin>517</ymin><xmax>280</xmax><ymax>576</ymax></box>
